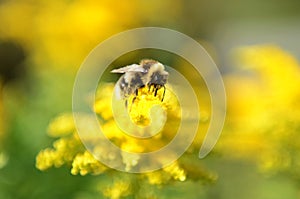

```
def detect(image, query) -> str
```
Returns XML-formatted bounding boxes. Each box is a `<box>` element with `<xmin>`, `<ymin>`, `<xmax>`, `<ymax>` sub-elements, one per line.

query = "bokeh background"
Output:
<box><xmin>1</xmin><ymin>0</ymin><xmax>300</xmax><ymax>198</ymax></box>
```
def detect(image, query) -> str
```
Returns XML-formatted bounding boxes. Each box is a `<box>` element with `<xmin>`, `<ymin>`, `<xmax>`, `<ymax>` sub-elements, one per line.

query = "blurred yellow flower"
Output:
<box><xmin>0</xmin><ymin>151</ymin><xmax>9</xmax><ymax>169</ymax></box>
<box><xmin>103</xmin><ymin>181</ymin><xmax>131</xmax><ymax>199</ymax></box>
<box><xmin>0</xmin><ymin>0</ymin><xmax>183</xmax><ymax>71</ymax></box>
<box><xmin>0</xmin><ymin>0</ymin><xmax>140</xmax><ymax>69</ymax></box>
<box><xmin>146</xmin><ymin>161</ymin><xmax>186</xmax><ymax>185</ymax></box>
<box><xmin>220</xmin><ymin>45</ymin><xmax>300</xmax><ymax>175</ymax></box>
<box><xmin>47</xmin><ymin>113</ymin><xmax>75</xmax><ymax>137</ymax></box>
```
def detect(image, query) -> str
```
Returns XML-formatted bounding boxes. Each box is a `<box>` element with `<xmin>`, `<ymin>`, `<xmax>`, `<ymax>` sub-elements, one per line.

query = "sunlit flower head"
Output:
<box><xmin>36</xmin><ymin>82</ymin><xmax>214</xmax><ymax>198</ymax></box>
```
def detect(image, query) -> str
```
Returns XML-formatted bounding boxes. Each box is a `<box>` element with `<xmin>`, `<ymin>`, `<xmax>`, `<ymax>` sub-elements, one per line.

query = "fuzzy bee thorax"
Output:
<box><xmin>111</xmin><ymin>59</ymin><xmax>169</xmax><ymax>107</ymax></box>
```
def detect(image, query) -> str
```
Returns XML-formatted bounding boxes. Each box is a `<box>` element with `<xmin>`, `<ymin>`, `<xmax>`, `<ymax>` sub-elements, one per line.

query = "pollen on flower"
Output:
<box><xmin>36</xmin><ymin>148</ymin><xmax>56</xmax><ymax>171</ymax></box>
<box><xmin>71</xmin><ymin>151</ymin><xmax>107</xmax><ymax>175</ymax></box>
<box><xmin>36</xmin><ymin>134</ymin><xmax>84</xmax><ymax>171</ymax></box>
<box><xmin>127</xmin><ymin>85</ymin><xmax>167</xmax><ymax>126</ymax></box>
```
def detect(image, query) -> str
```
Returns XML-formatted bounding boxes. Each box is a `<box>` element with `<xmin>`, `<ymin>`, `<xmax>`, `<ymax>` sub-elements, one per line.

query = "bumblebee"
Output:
<box><xmin>111</xmin><ymin>59</ymin><xmax>169</xmax><ymax>107</ymax></box>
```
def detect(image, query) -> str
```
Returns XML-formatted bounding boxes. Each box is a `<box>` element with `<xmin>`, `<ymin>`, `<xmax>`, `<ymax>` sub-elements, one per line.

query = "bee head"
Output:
<box><xmin>145</xmin><ymin>61</ymin><xmax>169</xmax><ymax>86</ymax></box>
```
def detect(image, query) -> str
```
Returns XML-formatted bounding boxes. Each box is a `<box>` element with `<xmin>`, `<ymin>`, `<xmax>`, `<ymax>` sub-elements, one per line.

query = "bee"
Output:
<box><xmin>111</xmin><ymin>59</ymin><xmax>169</xmax><ymax>107</ymax></box>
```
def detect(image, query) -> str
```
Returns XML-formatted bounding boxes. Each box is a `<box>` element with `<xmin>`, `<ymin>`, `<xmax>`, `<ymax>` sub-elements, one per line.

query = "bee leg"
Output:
<box><xmin>154</xmin><ymin>85</ymin><xmax>159</xmax><ymax>97</ymax></box>
<box><xmin>129</xmin><ymin>89</ymin><xmax>138</xmax><ymax>112</ymax></box>
<box><xmin>129</xmin><ymin>97</ymin><xmax>136</xmax><ymax>112</ymax></box>
<box><xmin>161</xmin><ymin>85</ymin><xmax>166</xmax><ymax>102</ymax></box>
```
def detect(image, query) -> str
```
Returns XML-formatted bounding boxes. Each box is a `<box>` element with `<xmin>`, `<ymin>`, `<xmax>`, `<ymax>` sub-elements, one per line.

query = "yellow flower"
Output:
<box><xmin>95</xmin><ymin>83</ymin><xmax>181</xmax><ymax>155</ymax></box>
<box><xmin>220</xmin><ymin>45</ymin><xmax>300</xmax><ymax>175</ymax></box>
<box><xmin>145</xmin><ymin>161</ymin><xmax>186</xmax><ymax>185</ymax></box>
<box><xmin>0</xmin><ymin>0</ymin><xmax>140</xmax><ymax>69</ymax></box>
<box><xmin>126</xmin><ymin>85</ymin><xmax>168</xmax><ymax>126</ymax></box>
<box><xmin>37</xmin><ymin>81</ymin><xmax>214</xmax><ymax>198</ymax></box>
<box><xmin>163</xmin><ymin>161</ymin><xmax>186</xmax><ymax>182</ymax></box>
<box><xmin>47</xmin><ymin>113</ymin><xmax>75</xmax><ymax>137</ymax></box>
<box><xmin>103</xmin><ymin>181</ymin><xmax>131</xmax><ymax>199</ymax></box>
<box><xmin>235</xmin><ymin>45</ymin><xmax>300</xmax><ymax>103</ymax></box>
<box><xmin>36</xmin><ymin>82</ymin><xmax>180</xmax><ymax>171</ymax></box>
<box><xmin>36</xmin><ymin>134</ymin><xmax>84</xmax><ymax>171</ymax></box>
<box><xmin>0</xmin><ymin>0</ymin><xmax>183</xmax><ymax>71</ymax></box>
<box><xmin>71</xmin><ymin>151</ymin><xmax>107</xmax><ymax>176</ymax></box>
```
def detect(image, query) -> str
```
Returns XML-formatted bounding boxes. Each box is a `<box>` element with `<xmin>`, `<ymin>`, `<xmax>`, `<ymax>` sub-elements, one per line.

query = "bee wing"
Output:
<box><xmin>111</xmin><ymin>64</ymin><xmax>145</xmax><ymax>73</ymax></box>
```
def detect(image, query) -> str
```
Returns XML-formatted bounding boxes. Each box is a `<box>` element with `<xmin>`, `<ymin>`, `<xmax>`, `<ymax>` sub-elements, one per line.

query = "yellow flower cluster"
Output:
<box><xmin>0</xmin><ymin>0</ymin><xmax>182</xmax><ymax>70</ymax></box>
<box><xmin>36</xmin><ymin>83</ymin><xmax>214</xmax><ymax>198</ymax></box>
<box><xmin>94</xmin><ymin>84</ymin><xmax>181</xmax><ymax>154</ymax></box>
<box><xmin>71</xmin><ymin>151</ymin><xmax>107</xmax><ymax>176</ymax></box>
<box><xmin>220</xmin><ymin>45</ymin><xmax>300</xmax><ymax>175</ymax></box>
<box><xmin>36</xmin><ymin>133</ymin><xmax>84</xmax><ymax>171</ymax></box>
<box><xmin>146</xmin><ymin>161</ymin><xmax>186</xmax><ymax>185</ymax></box>
<box><xmin>127</xmin><ymin>85</ymin><xmax>167</xmax><ymax>126</ymax></box>
<box><xmin>102</xmin><ymin>181</ymin><xmax>131</xmax><ymax>199</ymax></box>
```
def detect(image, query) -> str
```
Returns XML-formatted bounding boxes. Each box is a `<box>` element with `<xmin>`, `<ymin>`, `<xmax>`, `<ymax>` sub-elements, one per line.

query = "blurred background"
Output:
<box><xmin>1</xmin><ymin>0</ymin><xmax>300</xmax><ymax>198</ymax></box>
